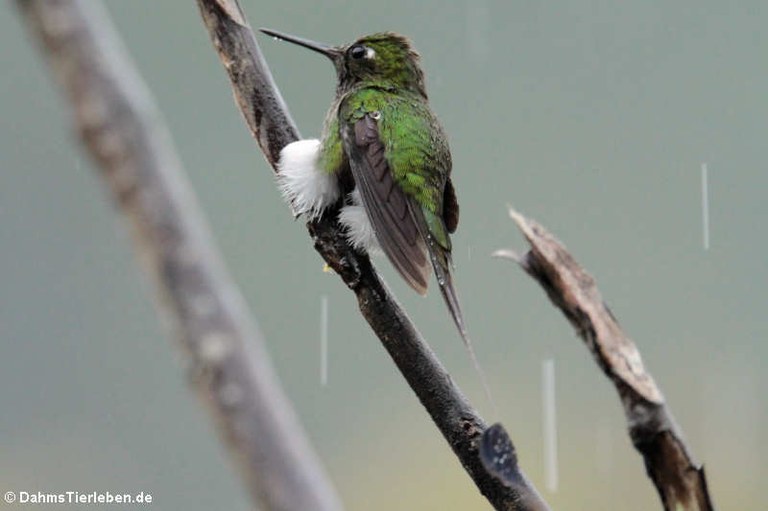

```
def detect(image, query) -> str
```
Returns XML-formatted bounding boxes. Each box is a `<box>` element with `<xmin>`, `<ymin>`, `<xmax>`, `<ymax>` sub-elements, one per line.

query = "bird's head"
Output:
<box><xmin>261</xmin><ymin>29</ymin><xmax>427</xmax><ymax>97</ymax></box>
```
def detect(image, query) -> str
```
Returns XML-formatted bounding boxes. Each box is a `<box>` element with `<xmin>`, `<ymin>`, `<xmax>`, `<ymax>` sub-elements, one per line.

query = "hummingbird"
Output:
<box><xmin>261</xmin><ymin>29</ymin><xmax>492</xmax><ymax>404</ymax></box>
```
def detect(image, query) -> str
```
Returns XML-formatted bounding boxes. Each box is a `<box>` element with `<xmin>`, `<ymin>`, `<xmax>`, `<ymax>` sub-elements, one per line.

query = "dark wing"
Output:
<box><xmin>443</xmin><ymin>178</ymin><xmax>459</xmax><ymax>234</ymax></box>
<box><xmin>341</xmin><ymin>114</ymin><xmax>431</xmax><ymax>295</ymax></box>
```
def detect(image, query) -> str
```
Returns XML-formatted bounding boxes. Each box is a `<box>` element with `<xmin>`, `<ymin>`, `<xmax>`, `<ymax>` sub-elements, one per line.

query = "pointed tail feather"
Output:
<box><xmin>432</xmin><ymin>251</ymin><xmax>497</xmax><ymax>414</ymax></box>
<box><xmin>407</xmin><ymin>199</ymin><xmax>496</xmax><ymax>412</ymax></box>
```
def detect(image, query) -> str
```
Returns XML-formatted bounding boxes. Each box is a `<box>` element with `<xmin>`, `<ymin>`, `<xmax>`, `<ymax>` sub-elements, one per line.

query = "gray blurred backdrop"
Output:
<box><xmin>1</xmin><ymin>1</ymin><xmax>766</xmax><ymax>509</ymax></box>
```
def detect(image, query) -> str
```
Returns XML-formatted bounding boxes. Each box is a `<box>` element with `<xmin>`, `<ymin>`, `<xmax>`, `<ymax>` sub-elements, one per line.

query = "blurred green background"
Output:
<box><xmin>2</xmin><ymin>1</ymin><xmax>766</xmax><ymax>509</ymax></box>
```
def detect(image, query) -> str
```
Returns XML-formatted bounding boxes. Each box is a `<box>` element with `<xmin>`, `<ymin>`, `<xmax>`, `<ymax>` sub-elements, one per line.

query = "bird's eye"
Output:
<box><xmin>349</xmin><ymin>45</ymin><xmax>367</xmax><ymax>60</ymax></box>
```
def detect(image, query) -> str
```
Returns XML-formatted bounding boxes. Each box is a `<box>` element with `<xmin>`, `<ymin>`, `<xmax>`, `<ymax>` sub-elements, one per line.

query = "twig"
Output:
<box><xmin>195</xmin><ymin>1</ymin><xmax>550</xmax><ymax>509</ymax></box>
<box><xmin>16</xmin><ymin>1</ymin><xmax>343</xmax><ymax>510</ymax></box>
<box><xmin>495</xmin><ymin>207</ymin><xmax>715</xmax><ymax>511</ymax></box>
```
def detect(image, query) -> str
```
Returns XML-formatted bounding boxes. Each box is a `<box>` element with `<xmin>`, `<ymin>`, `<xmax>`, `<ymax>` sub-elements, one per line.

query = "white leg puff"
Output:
<box><xmin>339</xmin><ymin>189</ymin><xmax>381</xmax><ymax>255</ymax></box>
<box><xmin>276</xmin><ymin>139</ymin><xmax>340</xmax><ymax>219</ymax></box>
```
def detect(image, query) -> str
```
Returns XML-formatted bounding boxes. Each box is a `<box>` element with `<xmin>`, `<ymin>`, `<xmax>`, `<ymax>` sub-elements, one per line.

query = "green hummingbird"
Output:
<box><xmin>262</xmin><ymin>29</ymin><xmax>491</xmax><ymax>402</ymax></box>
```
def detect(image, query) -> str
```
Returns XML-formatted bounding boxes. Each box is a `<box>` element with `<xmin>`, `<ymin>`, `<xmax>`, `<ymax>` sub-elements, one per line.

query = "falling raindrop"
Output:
<box><xmin>320</xmin><ymin>295</ymin><xmax>328</xmax><ymax>386</ymax></box>
<box><xmin>701</xmin><ymin>163</ymin><xmax>710</xmax><ymax>251</ymax></box>
<box><xmin>542</xmin><ymin>359</ymin><xmax>559</xmax><ymax>493</ymax></box>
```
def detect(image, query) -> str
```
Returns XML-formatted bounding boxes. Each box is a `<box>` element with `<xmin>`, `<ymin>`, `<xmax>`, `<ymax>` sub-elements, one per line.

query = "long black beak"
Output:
<box><xmin>259</xmin><ymin>28</ymin><xmax>340</xmax><ymax>62</ymax></box>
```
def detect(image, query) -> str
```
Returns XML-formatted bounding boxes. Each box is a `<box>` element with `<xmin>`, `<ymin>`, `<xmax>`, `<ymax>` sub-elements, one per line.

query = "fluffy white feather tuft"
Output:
<box><xmin>339</xmin><ymin>189</ymin><xmax>381</xmax><ymax>254</ymax></box>
<box><xmin>276</xmin><ymin>139</ymin><xmax>339</xmax><ymax>219</ymax></box>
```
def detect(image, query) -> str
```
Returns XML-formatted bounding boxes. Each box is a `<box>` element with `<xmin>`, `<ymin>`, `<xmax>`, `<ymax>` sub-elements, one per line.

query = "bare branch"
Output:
<box><xmin>497</xmin><ymin>207</ymin><xmax>715</xmax><ymax>511</ymax></box>
<box><xmin>15</xmin><ymin>1</ymin><xmax>343</xmax><ymax>510</ymax></box>
<box><xmin>195</xmin><ymin>1</ymin><xmax>550</xmax><ymax>509</ymax></box>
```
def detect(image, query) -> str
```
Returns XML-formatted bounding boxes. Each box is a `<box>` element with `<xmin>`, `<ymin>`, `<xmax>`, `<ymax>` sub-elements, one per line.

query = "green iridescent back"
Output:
<box><xmin>321</xmin><ymin>87</ymin><xmax>451</xmax><ymax>246</ymax></box>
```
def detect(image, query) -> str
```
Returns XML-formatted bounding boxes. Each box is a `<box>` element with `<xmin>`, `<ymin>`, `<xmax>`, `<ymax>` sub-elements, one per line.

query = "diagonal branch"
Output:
<box><xmin>15</xmin><ymin>1</ymin><xmax>343</xmax><ymax>510</ymax></box>
<box><xmin>195</xmin><ymin>0</ymin><xmax>550</xmax><ymax>509</ymax></box>
<box><xmin>495</xmin><ymin>207</ymin><xmax>715</xmax><ymax>511</ymax></box>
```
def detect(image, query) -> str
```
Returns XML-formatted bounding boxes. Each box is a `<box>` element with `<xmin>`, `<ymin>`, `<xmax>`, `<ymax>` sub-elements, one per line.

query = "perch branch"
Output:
<box><xmin>495</xmin><ymin>207</ymin><xmax>715</xmax><ymax>511</ymax></box>
<box><xmin>16</xmin><ymin>1</ymin><xmax>343</xmax><ymax>510</ymax></box>
<box><xmin>195</xmin><ymin>0</ymin><xmax>550</xmax><ymax>509</ymax></box>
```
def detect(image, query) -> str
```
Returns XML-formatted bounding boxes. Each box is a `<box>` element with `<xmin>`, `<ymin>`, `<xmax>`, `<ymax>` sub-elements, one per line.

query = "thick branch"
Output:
<box><xmin>195</xmin><ymin>1</ymin><xmax>550</xmax><ymax>509</ymax></box>
<box><xmin>496</xmin><ymin>208</ymin><xmax>715</xmax><ymax>511</ymax></box>
<box><xmin>16</xmin><ymin>1</ymin><xmax>343</xmax><ymax>510</ymax></box>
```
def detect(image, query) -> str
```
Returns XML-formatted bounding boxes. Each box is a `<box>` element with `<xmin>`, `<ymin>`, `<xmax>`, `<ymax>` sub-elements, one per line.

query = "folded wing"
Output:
<box><xmin>341</xmin><ymin>113</ymin><xmax>431</xmax><ymax>295</ymax></box>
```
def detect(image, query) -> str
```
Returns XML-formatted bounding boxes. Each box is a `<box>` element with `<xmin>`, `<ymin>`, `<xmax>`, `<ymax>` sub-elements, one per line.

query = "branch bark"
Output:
<box><xmin>495</xmin><ymin>208</ymin><xmax>715</xmax><ymax>511</ymax></box>
<box><xmin>195</xmin><ymin>1</ymin><xmax>550</xmax><ymax>509</ymax></box>
<box><xmin>16</xmin><ymin>1</ymin><xmax>343</xmax><ymax>510</ymax></box>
